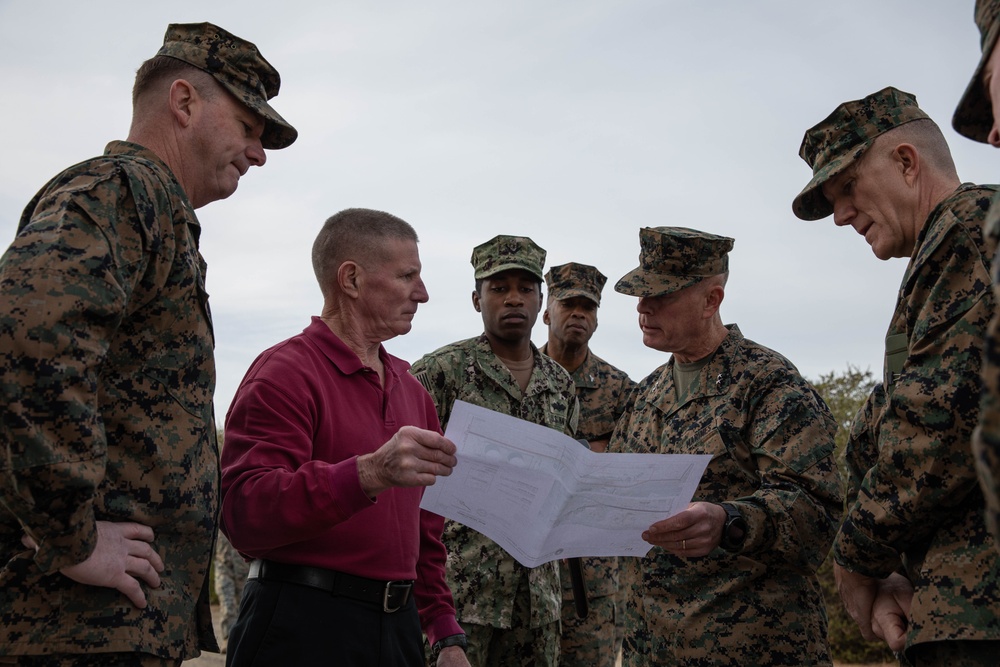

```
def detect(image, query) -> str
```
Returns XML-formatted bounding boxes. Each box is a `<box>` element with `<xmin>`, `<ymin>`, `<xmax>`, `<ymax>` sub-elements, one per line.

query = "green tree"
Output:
<box><xmin>813</xmin><ymin>364</ymin><xmax>877</xmax><ymax>456</ymax></box>
<box><xmin>810</xmin><ymin>365</ymin><xmax>895</xmax><ymax>664</ymax></box>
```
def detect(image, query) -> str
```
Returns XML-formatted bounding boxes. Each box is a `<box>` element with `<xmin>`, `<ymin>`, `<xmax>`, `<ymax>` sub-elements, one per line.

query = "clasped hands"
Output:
<box><xmin>834</xmin><ymin>562</ymin><xmax>912</xmax><ymax>652</ymax></box>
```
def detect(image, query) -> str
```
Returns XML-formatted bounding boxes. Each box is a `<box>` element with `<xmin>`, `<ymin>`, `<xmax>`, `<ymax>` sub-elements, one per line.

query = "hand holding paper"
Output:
<box><xmin>420</xmin><ymin>400</ymin><xmax>711</xmax><ymax>567</ymax></box>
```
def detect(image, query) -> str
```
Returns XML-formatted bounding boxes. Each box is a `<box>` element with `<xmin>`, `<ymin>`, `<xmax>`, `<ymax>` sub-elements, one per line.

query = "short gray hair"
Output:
<box><xmin>311</xmin><ymin>208</ymin><xmax>419</xmax><ymax>299</ymax></box>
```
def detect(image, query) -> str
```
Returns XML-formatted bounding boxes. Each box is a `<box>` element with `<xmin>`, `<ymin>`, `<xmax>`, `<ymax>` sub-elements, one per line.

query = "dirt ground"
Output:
<box><xmin>181</xmin><ymin>609</ymin><xmax>895</xmax><ymax>667</ymax></box>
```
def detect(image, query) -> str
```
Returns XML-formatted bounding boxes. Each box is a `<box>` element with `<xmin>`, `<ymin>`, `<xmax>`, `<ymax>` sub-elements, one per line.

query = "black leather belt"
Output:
<box><xmin>248</xmin><ymin>559</ymin><xmax>414</xmax><ymax>613</ymax></box>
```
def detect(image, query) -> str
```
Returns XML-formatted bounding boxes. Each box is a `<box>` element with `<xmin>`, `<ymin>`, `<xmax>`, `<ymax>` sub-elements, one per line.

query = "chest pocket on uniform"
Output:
<box><xmin>884</xmin><ymin>332</ymin><xmax>909</xmax><ymax>392</ymax></box>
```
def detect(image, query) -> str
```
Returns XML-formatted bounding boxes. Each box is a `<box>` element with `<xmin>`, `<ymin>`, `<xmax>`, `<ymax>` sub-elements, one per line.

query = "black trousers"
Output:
<box><xmin>907</xmin><ymin>639</ymin><xmax>1000</xmax><ymax>666</ymax></box>
<box><xmin>225</xmin><ymin>579</ymin><xmax>424</xmax><ymax>667</ymax></box>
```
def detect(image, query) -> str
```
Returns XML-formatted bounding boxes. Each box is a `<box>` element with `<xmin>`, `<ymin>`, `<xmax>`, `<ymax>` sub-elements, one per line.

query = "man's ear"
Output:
<box><xmin>542</xmin><ymin>308</ymin><xmax>550</xmax><ymax>325</ymax></box>
<box><xmin>704</xmin><ymin>285</ymin><xmax>725</xmax><ymax>318</ymax></box>
<box><xmin>338</xmin><ymin>261</ymin><xmax>362</xmax><ymax>299</ymax></box>
<box><xmin>894</xmin><ymin>143</ymin><xmax>920</xmax><ymax>186</ymax></box>
<box><xmin>168</xmin><ymin>79</ymin><xmax>198</xmax><ymax>129</ymax></box>
<box><xmin>471</xmin><ymin>290</ymin><xmax>481</xmax><ymax>313</ymax></box>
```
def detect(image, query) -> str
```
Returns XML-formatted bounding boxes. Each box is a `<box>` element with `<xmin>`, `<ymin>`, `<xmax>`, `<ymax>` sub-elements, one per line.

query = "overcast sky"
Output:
<box><xmin>1</xmin><ymin>1</ymin><xmax>995</xmax><ymax>421</ymax></box>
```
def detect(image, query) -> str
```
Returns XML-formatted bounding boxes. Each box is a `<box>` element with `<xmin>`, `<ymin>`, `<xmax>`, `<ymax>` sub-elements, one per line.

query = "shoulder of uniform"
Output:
<box><xmin>587</xmin><ymin>351</ymin><xmax>632</xmax><ymax>380</ymax></box>
<box><xmin>412</xmin><ymin>338</ymin><xmax>477</xmax><ymax>369</ymax></box>
<box><xmin>911</xmin><ymin>192</ymin><xmax>994</xmax><ymax>277</ymax></box>
<box><xmin>40</xmin><ymin>156</ymin><xmax>131</xmax><ymax>197</ymax></box>
<box><xmin>932</xmin><ymin>185</ymin><xmax>995</xmax><ymax>233</ymax></box>
<box><xmin>731</xmin><ymin>334</ymin><xmax>803</xmax><ymax>378</ymax></box>
<box><xmin>535</xmin><ymin>350</ymin><xmax>574</xmax><ymax>382</ymax></box>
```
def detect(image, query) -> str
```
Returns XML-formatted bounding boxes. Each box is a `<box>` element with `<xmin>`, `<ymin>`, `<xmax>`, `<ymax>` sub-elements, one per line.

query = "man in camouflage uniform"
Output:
<box><xmin>0</xmin><ymin>23</ymin><xmax>295</xmax><ymax>667</ymax></box>
<box><xmin>608</xmin><ymin>227</ymin><xmax>843</xmax><ymax>666</ymax></box>
<box><xmin>213</xmin><ymin>433</ymin><xmax>250</xmax><ymax>653</ymax></box>
<box><xmin>795</xmin><ymin>86</ymin><xmax>1000</xmax><ymax>664</ymax></box>
<box><xmin>213</xmin><ymin>532</ymin><xmax>249</xmax><ymax>652</ymax></box>
<box><xmin>539</xmin><ymin>262</ymin><xmax>635</xmax><ymax>667</ymax></box>
<box><xmin>954</xmin><ymin>0</ymin><xmax>1000</xmax><ymax>553</ymax></box>
<box><xmin>411</xmin><ymin>235</ymin><xmax>579</xmax><ymax>667</ymax></box>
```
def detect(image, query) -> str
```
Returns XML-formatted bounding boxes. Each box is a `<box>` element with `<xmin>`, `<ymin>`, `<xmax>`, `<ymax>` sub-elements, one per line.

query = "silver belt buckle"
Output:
<box><xmin>383</xmin><ymin>581</ymin><xmax>407</xmax><ymax>613</ymax></box>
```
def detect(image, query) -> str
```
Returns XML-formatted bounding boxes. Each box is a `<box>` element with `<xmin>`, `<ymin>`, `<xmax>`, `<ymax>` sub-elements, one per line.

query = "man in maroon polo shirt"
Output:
<box><xmin>220</xmin><ymin>208</ymin><xmax>470</xmax><ymax>667</ymax></box>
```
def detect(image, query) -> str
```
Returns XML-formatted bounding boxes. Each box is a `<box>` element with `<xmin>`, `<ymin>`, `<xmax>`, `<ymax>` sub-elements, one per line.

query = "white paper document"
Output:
<box><xmin>419</xmin><ymin>400</ymin><xmax>711</xmax><ymax>567</ymax></box>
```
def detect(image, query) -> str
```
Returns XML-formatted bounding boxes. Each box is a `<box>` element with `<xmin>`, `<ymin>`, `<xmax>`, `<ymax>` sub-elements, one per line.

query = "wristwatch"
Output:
<box><xmin>719</xmin><ymin>502</ymin><xmax>747</xmax><ymax>553</ymax></box>
<box><xmin>431</xmin><ymin>634</ymin><xmax>468</xmax><ymax>661</ymax></box>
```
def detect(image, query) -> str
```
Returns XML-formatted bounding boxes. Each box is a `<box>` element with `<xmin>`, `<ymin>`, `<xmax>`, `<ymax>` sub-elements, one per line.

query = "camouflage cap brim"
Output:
<box><xmin>791</xmin><ymin>147</ymin><xmax>864</xmax><ymax>221</ymax></box>
<box><xmin>550</xmin><ymin>287</ymin><xmax>601</xmax><ymax>305</ymax></box>
<box><xmin>953</xmin><ymin>6</ymin><xmax>1000</xmax><ymax>143</ymax></box>
<box><xmin>471</xmin><ymin>235</ymin><xmax>546</xmax><ymax>281</ymax></box>
<box><xmin>614</xmin><ymin>269</ymin><xmax>704</xmax><ymax>298</ymax></box>
<box><xmin>615</xmin><ymin>226</ymin><xmax>731</xmax><ymax>297</ymax></box>
<box><xmin>544</xmin><ymin>262</ymin><xmax>605</xmax><ymax>305</ymax></box>
<box><xmin>220</xmin><ymin>82</ymin><xmax>298</xmax><ymax>150</ymax></box>
<box><xmin>794</xmin><ymin>86</ymin><xmax>927</xmax><ymax>221</ymax></box>
<box><xmin>476</xmin><ymin>261</ymin><xmax>545</xmax><ymax>282</ymax></box>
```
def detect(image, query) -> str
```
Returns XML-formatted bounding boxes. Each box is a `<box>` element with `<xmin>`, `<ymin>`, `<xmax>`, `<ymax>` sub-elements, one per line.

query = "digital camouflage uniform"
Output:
<box><xmin>543</xmin><ymin>347</ymin><xmax>635</xmax><ymax>667</ymax></box>
<box><xmin>609</xmin><ymin>325</ymin><xmax>841</xmax><ymax>666</ymax></box>
<box><xmin>213</xmin><ymin>532</ymin><xmax>249</xmax><ymax>645</ymax></box>
<box><xmin>833</xmin><ymin>185</ymin><xmax>1000</xmax><ymax>654</ymax></box>
<box><xmin>978</xmin><ymin>202</ymin><xmax>1000</xmax><ymax>548</ymax></box>
<box><xmin>843</xmin><ymin>384</ymin><xmax>887</xmax><ymax>508</ymax></box>
<box><xmin>540</xmin><ymin>261</ymin><xmax>635</xmax><ymax>667</ymax></box>
<box><xmin>411</xmin><ymin>232</ymin><xmax>578</xmax><ymax>667</ymax></box>
<box><xmin>954</xmin><ymin>0</ymin><xmax>1000</xmax><ymax>552</ymax></box>
<box><xmin>0</xmin><ymin>141</ymin><xmax>220</xmax><ymax>660</ymax></box>
<box><xmin>608</xmin><ymin>227</ymin><xmax>842</xmax><ymax>666</ymax></box>
<box><xmin>795</xmin><ymin>86</ymin><xmax>1000</xmax><ymax>659</ymax></box>
<box><xmin>0</xmin><ymin>23</ymin><xmax>296</xmax><ymax>663</ymax></box>
<box><xmin>412</xmin><ymin>336</ymin><xmax>578</xmax><ymax>667</ymax></box>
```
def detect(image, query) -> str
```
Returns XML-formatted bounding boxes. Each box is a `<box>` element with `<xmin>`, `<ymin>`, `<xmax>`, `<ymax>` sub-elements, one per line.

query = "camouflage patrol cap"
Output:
<box><xmin>471</xmin><ymin>235</ymin><xmax>546</xmax><ymax>281</ymax></box>
<box><xmin>615</xmin><ymin>227</ymin><xmax>733</xmax><ymax>297</ymax></box>
<box><xmin>953</xmin><ymin>0</ymin><xmax>1000</xmax><ymax>142</ymax></box>
<box><xmin>157</xmin><ymin>22</ymin><xmax>297</xmax><ymax>150</ymax></box>
<box><xmin>793</xmin><ymin>87</ymin><xmax>928</xmax><ymax>220</ymax></box>
<box><xmin>545</xmin><ymin>262</ymin><xmax>607</xmax><ymax>306</ymax></box>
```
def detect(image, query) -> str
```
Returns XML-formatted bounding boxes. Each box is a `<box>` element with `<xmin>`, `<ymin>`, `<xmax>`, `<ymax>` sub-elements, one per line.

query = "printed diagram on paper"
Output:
<box><xmin>419</xmin><ymin>400</ymin><xmax>711</xmax><ymax>567</ymax></box>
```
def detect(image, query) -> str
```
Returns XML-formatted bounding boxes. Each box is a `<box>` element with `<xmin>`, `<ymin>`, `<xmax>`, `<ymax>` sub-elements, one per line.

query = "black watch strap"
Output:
<box><xmin>720</xmin><ymin>502</ymin><xmax>747</xmax><ymax>552</ymax></box>
<box><xmin>431</xmin><ymin>634</ymin><xmax>468</xmax><ymax>660</ymax></box>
